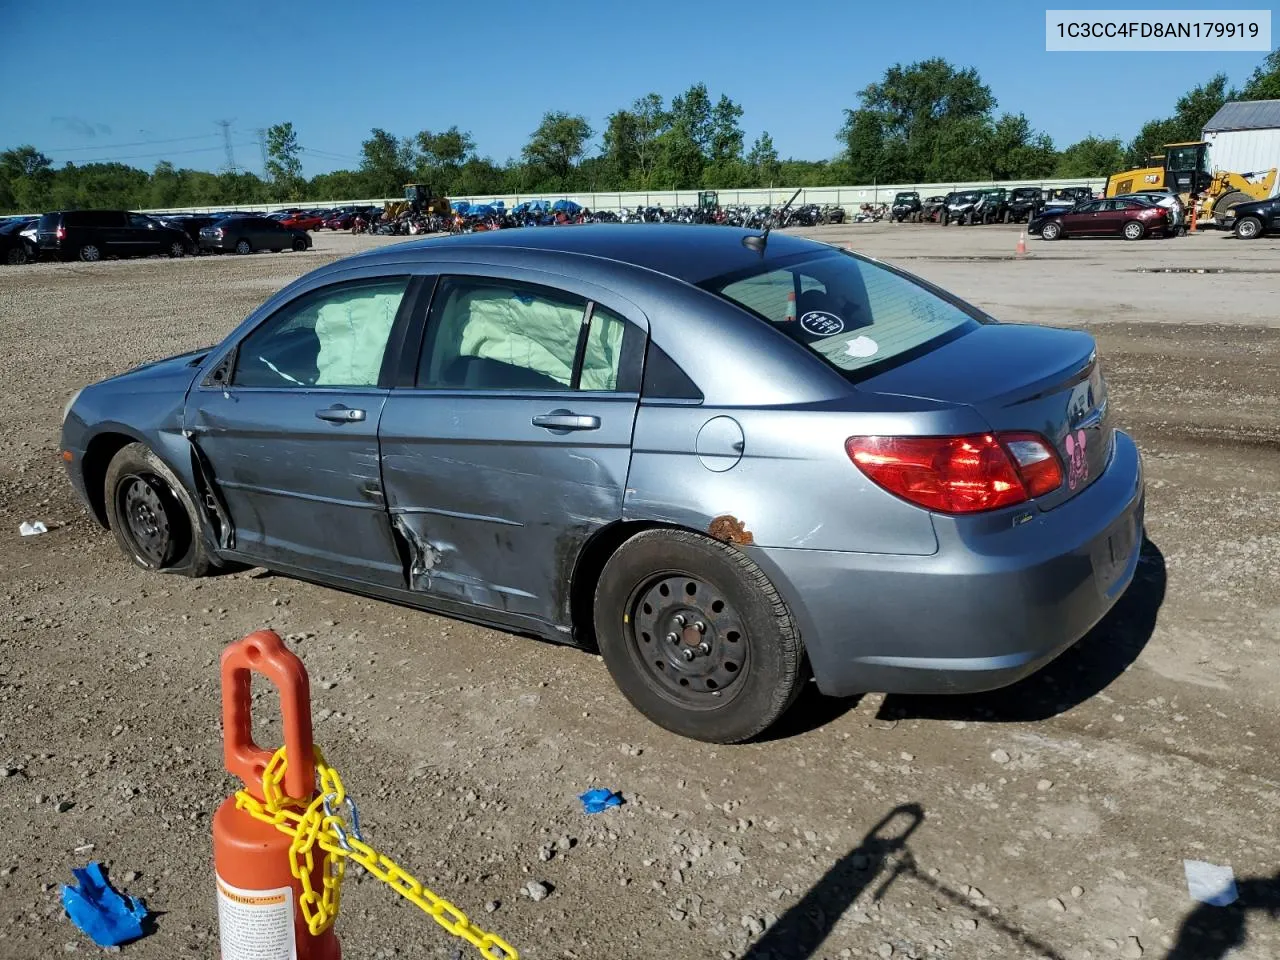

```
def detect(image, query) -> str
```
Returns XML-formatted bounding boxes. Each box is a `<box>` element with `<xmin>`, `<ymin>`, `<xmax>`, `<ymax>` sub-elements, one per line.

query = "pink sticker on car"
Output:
<box><xmin>1065</xmin><ymin>429</ymin><xmax>1088</xmax><ymax>490</ymax></box>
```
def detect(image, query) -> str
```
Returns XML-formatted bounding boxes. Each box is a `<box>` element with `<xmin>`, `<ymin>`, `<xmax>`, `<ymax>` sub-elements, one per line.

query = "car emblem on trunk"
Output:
<box><xmin>1065</xmin><ymin>429</ymin><xmax>1088</xmax><ymax>490</ymax></box>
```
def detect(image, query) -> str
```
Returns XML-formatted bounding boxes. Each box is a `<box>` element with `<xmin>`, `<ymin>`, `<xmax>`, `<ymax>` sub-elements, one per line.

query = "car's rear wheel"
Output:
<box><xmin>1041</xmin><ymin>221</ymin><xmax>1062</xmax><ymax>241</ymax></box>
<box><xmin>1123</xmin><ymin>221</ymin><xmax>1145</xmax><ymax>241</ymax></box>
<box><xmin>235</xmin><ymin>239</ymin><xmax>252</xmax><ymax>255</ymax></box>
<box><xmin>1235</xmin><ymin>216</ymin><xmax>1263</xmax><ymax>240</ymax></box>
<box><xmin>78</xmin><ymin>243</ymin><xmax>102</xmax><ymax>262</ymax></box>
<box><xmin>5</xmin><ymin>246</ymin><xmax>26</xmax><ymax>265</ymax></box>
<box><xmin>104</xmin><ymin>442</ymin><xmax>210</xmax><ymax>577</ymax></box>
<box><xmin>168</xmin><ymin>241</ymin><xmax>185</xmax><ymax>258</ymax></box>
<box><xmin>594</xmin><ymin>529</ymin><xmax>807</xmax><ymax>743</ymax></box>
<box><xmin>292</xmin><ymin>237</ymin><xmax>307</xmax><ymax>252</ymax></box>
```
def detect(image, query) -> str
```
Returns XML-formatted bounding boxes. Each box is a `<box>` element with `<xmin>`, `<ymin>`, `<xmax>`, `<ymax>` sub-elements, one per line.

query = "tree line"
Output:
<box><xmin>3</xmin><ymin>52</ymin><xmax>1278</xmax><ymax>214</ymax></box>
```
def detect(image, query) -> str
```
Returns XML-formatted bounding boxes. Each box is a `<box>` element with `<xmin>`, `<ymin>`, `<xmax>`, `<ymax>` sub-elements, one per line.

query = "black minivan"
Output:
<box><xmin>37</xmin><ymin>210</ymin><xmax>194</xmax><ymax>262</ymax></box>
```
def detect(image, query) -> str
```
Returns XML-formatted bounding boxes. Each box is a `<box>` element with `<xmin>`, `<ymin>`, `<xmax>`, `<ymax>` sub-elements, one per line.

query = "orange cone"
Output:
<box><xmin>1016</xmin><ymin>231</ymin><xmax>1027</xmax><ymax>258</ymax></box>
<box><xmin>785</xmin><ymin>290</ymin><xmax>797</xmax><ymax>322</ymax></box>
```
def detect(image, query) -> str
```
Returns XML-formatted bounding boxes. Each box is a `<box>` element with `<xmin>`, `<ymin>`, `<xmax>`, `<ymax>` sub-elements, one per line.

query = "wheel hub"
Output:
<box><xmin>121</xmin><ymin>476</ymin><xmax>171</xmax><ymax>566</ymax></box>
<box><xmin>629</xmin><ymin>575</ymin><xmax>747</xmax><ymax>701</ymax></box>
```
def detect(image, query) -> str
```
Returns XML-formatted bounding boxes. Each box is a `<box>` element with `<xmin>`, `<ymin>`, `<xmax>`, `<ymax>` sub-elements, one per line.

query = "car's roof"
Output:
<box><xmin>355</xmin><ymin>224</ymin><xmax>827</xmax><ymax>285</ymax></box>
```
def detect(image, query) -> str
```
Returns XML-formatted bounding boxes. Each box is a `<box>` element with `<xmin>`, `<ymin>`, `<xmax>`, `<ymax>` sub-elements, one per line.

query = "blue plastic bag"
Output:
<box><xmin>61</xmin><ymin>862</ymin><xmax>149</xmax><ymax>948</ymax></box>
<box><xmin>579</xmin><ymin>788</ymin><xmax>623</xmax><ymax>814</ymax></box>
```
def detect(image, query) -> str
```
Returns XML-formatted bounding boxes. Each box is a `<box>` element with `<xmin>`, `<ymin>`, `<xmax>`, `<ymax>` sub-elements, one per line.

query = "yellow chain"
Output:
<box><xmin>234</xmin><ymin>746</ymin><xmax>518</xmax><ymax>960</ymax></box>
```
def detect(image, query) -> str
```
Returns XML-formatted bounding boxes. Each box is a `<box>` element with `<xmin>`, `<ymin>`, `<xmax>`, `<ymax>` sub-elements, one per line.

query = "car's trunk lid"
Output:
<box><xmin>858</xmin><ymin>324</ymin><xmax>1111</xmax><ymax>510</ymax></box>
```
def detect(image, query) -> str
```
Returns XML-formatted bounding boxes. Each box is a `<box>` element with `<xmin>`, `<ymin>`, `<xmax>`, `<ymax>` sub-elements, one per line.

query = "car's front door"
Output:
<box><xmin>378</xmin><ymin>272</ymin><xmax>646</xmax><ymax>628</ymax></box>
<box><xmin>126</xmin><ymin>213</ymin><xmax>161</xmax><ymax>254</ymax></box>
<box><xmin>185</xmin><ymin>274</ymin><xmax>418</xmax><ymax>586</ymax></box>
<box><xmin>1062</xmin><ymin>200</ymin><xmax>1103</xmax><ymax>235</ymax></box>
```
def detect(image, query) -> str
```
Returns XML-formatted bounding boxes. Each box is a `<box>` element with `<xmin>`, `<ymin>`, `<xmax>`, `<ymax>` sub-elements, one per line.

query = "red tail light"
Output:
<box><xmin>846</xmin><ymin>433</ymin><xmax>1063</xmax><ymax>514</ymax></box>
<box><xmin>56</xmin><ymin>226</ymin><xmax>66</xmax><ymax>240</ymax></box>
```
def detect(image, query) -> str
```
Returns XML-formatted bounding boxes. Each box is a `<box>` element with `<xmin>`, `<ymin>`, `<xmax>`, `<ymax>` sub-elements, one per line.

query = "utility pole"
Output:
<box><xmin>217</xmin><ymin>119</ymin><xmax>237</xmax><ymax>174</ymax></box>
<box><xmin>255</xmin><ymin>128</ymin><xmax>270</xmax><ymax>177</ymax></box>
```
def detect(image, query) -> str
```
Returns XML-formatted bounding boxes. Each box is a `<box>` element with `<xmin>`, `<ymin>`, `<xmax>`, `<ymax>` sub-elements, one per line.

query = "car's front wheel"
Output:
<box><xmin>292</xmin><ymin>237</ymin><xmax>308</xmax><ymax>252</ymax></box>
<box><xmin>1041</xmin><ymin>221</ymin><xmax>1062</xmax><ymax>241</ymax></box>
<box><xmin>594</xmin><ymin>529</ymin><xmax>807</xmax><ymax>743</ymax></box>
<box><xmin>234</xmin><ymin>239</ymin><xmax>252</xmax><ymax>255</ymax></box>
<box><xmin>1235</xmin><ymin>216</ymin><xmax>1263</xmax><ymax>240</ymax></box>
<box><xmin>168</xmin><ymin>241</ymin><xmax>186</xmax><ymax>258</ymax></box>
<box><xmin>104</xmin><ymin>442</ymin><xmax>211</xmax><ymax>577</ymax></box>
<box><xmin>5</xmin><ymin>246</ymin><xmax>26</xmax><ymax>265</ymax></box>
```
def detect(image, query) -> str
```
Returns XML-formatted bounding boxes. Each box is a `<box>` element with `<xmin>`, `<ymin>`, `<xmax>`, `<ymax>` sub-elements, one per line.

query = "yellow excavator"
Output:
<box><xmin>1106</xmin><ymin>141</ymin><xmax>1276</xmax><ymax>221</ymax></box>
<box><xmin>382</xmin><ymin>183</ymin><xmax>451</xmax><ymax>220</ymax></box>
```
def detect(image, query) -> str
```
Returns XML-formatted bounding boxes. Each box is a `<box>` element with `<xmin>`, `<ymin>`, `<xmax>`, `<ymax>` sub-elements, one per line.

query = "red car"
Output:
<box><xmin>1031</xmin><ymin>198</ymin><xmax>1169</xmax><ymax>241</ymax></box>
<box><xmin>278</xmin><ymin>212</ymin><xmax>324</xmax><ymax>231</ymax></box>
<box><xmin>323</xmin><ymin>212</ymin><xmax>355</xmax><ymax>230</ymax></box>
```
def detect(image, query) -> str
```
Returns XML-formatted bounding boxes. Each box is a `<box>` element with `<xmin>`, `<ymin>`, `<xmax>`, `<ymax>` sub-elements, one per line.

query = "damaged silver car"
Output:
<box><xmin>61</xmin><ymin>225</ymin><xmax>1143</xmax><ymax>742</ymax></box>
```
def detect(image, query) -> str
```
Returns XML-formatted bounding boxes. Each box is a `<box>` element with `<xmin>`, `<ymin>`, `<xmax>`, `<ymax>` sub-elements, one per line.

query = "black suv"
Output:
<box><xmin>37</xmin><ymin>210</ymin><xmax>193</xmax><ymax>262</ymax></box>
<box><xmin>973</xmin><ymin>189</ymin><xmax>1009</xmax><ymax>224</ymax></box>
<box><xmin>1006</xmin><ymin>188</ymin><xmax>1044</xmax><ymax>223</ymax></box>
<box><xmin>890</xmin><ymin>191</ymin><xmax>923</xmax><ymax>222</ymax></box>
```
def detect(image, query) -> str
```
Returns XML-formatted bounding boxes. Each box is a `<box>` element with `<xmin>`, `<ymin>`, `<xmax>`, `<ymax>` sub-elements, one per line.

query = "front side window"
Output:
<box><xmin>128</xmin><ymin>213</ymin><xmax>154</xmax><ymax>229</ymax></box>
<box><xmin>706</xmin><ymin>251</ymin><xmax>978</xmax><ymax>379</ymax></box>
<box><xmin>418</xmin><ymin>277</ymin><xmax>630</xmax><ymax>392</ymax></box>
<box><xmin>233</xmin><ymin>277</ymin><xmax>409</xmax><ymax>388</ymax></box>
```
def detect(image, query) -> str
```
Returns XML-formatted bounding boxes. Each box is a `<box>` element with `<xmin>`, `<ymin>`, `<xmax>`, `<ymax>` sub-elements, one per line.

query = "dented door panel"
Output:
<box><xmin>379</xmin><ymin>392</ymin><xmax>639</xmax><ymax>625</ymax></box>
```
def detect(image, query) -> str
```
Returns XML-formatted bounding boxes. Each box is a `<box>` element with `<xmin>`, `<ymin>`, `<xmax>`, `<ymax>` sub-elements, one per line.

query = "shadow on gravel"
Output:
<box><xmin>1164</xmin><ymin>872</ymin><xmax>1280</xmax><ymax>959</ymax></box>
<box><xmin>741</xmin><ymin>803</ymin><xmax>1068</xmax><ymax>960</ymax></box>
<box><xmin>877</xmin><ymin>535</ymin><xmax>1166</xmax><ymax>725</ymax></box>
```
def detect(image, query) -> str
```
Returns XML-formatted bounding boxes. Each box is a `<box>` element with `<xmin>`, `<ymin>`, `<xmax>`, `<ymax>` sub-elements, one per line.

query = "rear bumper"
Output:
<box><xmin>751</xmin><ymin>430</ymin><xmax>1145</xmax><ymax>697</ymax></box>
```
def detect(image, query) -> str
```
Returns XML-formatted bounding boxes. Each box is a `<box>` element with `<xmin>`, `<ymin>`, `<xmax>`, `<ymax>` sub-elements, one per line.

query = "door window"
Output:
<box><xmin>417</xmin><ymin>277</ymin><xmax>631</xmax><ymax>392</ymax></box>
<box><xmin>128</xmin><ymin>213</ymin><xmax>155</xmax><ymax>229</ymax></box>
<box><xmin>232</xmin><ymin>277</ymin><xmax>409</xmax><ymax>388</ymax></box>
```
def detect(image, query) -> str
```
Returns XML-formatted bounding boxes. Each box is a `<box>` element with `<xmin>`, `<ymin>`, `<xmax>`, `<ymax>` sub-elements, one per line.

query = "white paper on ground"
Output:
<box><xmin>1184</xmin><ymin>859</ymin><xmax>1238</xmax><ymax>906</ymax></box>
<box><xmin>19</xmin><ymin>521</ymin><xmax>48</xmax><ymax>537</ymax></box>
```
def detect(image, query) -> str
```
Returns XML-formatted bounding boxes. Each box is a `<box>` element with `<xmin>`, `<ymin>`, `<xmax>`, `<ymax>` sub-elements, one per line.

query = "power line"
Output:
<box><xmin>42</xmin><ymin>133</ymin><xmax>222</xmax><ymax>153</ymax></box>
<box><xmin>217</xmin><ymin>119</ymin><xmax>237</xmax><ymax>174</ymax></box>
<box><xmin>57</xmin><ymin>142</ymin><xmax>258</xmax><ymax>164</ymax></box>
<box><xmin>256</xmin><ymin>128</ymin><xmax>269</xmax><ymax>177</ymax></box>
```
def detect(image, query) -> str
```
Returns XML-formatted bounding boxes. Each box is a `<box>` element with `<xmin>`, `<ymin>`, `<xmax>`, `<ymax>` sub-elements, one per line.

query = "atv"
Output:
<box><xmin>890</xmin><ymin>191</ymin><xmax>923</xmax><ymax>223</ymax></box>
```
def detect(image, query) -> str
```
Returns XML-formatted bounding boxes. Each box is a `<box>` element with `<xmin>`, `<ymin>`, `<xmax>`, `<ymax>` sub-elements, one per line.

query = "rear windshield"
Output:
<box><xmin>705</xmin><ymin>250</ymin><xmax>980</xmax><ymax>379</ymax></box>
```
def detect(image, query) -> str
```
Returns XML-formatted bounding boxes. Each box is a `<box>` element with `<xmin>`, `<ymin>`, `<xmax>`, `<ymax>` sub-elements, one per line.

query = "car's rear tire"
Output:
<box><xmin>292</xmin><ymin>238</ymin><xmax>307</xmax><ymax>252</ymax></box>
<box><xmin>104</xmin><ymin>442</ymin><xmax>211</xmax><ymax>577</ymax></box>
<box><xmin>235</xmin><ymin>239</ymin><xmax>252</xmax><ymax>255</ymax></box>
<box><xmin>593</xmin><ymin>529</ymin><xmax>808</xmax><ymax>743</ymax></box>
<box><xmin>1235</xmin><ymin>216</ymin><xmax>1263</xmax><ymax>240</ymax></box>
<box><xmin>78</xmin><ymin>243</ymin><xmax>102</xmax><ymax>262</ymax></box>
<box><xmin>1123</xmin><ymin>221</ymin><xmax>1145</xmax><ymax>241</ymax></box>
<box><xmin>5</xmin><ymin>246</ymin><xmax>26</xmax><ymax>265</ymax></box>
<box><xmin>1041</xmin><ymin>221</ymin><xmax>1062</xmax><ymax>241</ymax></box>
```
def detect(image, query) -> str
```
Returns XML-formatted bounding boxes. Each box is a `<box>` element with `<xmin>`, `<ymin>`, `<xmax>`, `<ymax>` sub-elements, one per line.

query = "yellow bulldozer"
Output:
<box><xmin>383</xmin><ymin>183</ymin><xmax>451</xmax><ymax>219</ymax></box>
<box><xmin>1106</xmin><ymin>141</ymin><xmax>1276</xmax><ymax>222</ymax></box>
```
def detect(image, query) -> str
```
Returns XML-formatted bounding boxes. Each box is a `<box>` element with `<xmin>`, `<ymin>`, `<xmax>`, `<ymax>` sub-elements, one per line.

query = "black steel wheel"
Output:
<box><xmin>292</xmin><ymin>237</ymin><xmax>307</xmax><ymax>252</ymax></box>
<box><xmin>103</xmin><ymin>442</ymin><xmax>211</xmax><ymax>576</ymax></box>
<box><xmin>594</xmin><ymin>529</ymin><xmax>807</xmax><ymax>743</ymax></box>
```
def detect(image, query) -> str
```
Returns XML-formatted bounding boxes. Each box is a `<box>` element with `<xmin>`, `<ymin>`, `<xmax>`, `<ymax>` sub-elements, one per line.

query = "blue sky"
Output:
<box><xmin>1</xmin><ymin>0</ymin><xmax>1271</xmax><ymax>176</ymax></box>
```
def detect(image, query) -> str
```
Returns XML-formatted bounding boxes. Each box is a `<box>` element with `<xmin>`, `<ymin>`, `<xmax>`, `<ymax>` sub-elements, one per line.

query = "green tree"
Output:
<box><xmin>984</xmin><ymin>113</ymin><xmax>1057</xmax><ymax>179</ymax></box>
<box><xmin>522</xmin><ymin>112</ymin><xmax>593</xmax><ymax>188</ymax></box>
<box><xmin>359</xmin><ymin>128</ymin><xmax>415</xmax><ymax>196</ymax></box>
<box><xmin>1054</xmin><ymin>135</ymin><xmax>1126</xmax><ymax>178</ymax></box>
<box><xmin>0</xmin><ymin>146</ymin><xmax>54</xmax><ymax>212</ymax></box>
<box><xmin>746</xmin><ymin>131</ymin><xmax>781</xmax><ymax>187</ymax></box>
<box><xmin>1126</xmin><ymin>74</ymin><xmax>1232</xmax><ymax>166</ymax></box>
<box><xmin>1241</xmin><ymin>49</ymin><xmax>1280</xmax><ymax>100</ymax></box>
<box><xmin>414</xmin><ymin>126</ymin><xmax>475</xmax><ymax>193</ymax></box>
<box><xmin>709</xmin><ymin>94</ymin><xmax>745</xmax><ymax>164</ymax></box>
<box><xmin>265</xmin><ymin>122</ymin><xmax>304</xmax><ymax>201</ymax></box>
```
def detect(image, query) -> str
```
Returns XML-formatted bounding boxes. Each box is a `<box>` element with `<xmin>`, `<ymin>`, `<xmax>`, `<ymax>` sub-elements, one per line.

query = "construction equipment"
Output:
<box><xmin>1105</xmin><ymin>141</ymin><xmax>1276</xmax><ymax>221</ymax></box>
<box><xmin>383</xmin><ymin>183</ymin><xmax>451</xmax><ymax>220</ymax></box>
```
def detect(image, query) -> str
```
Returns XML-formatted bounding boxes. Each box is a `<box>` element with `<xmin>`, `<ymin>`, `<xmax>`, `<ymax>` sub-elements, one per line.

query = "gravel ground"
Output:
<box><xmin>1</xmin><ymin>223</ymin><xmax>1278</xmax><ymax>960</ymax></box>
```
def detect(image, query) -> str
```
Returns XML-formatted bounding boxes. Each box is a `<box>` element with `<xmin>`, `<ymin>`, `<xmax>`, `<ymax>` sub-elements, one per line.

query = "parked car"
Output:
<box><xmin>159</xmin><ymin>215</ymin><xmax>223</xmax><ymax>250</ymax></box>
<box><xmin>1115</xmin><ymin>190</ymin><xmax>1186</xmax><ymax>233</ymax></box>
<box><xmin>1029</xmin><ymin>198</ymin><xmax>1169</xmax><ymax>240</ymax></box>
<box><xmin>61</xmin><ymin>225</ymin><xmax>1143</xmax><ymax>743</ymax></box>
<box><xmin>1006</xmin><ymin>188</ymin><xmax>1045</xmax><ymax>223</ymax></box>
<box><xmin>199</xmin><ymin>216</ymin><xmax>313</xmax><ymax>255</ymax></box>
<box><xmin>324</xmin><ymin>211</ymin><xmax>356</xmax><ymax>230</ymax></box>
<box><xmin>921</xmin><ymin>195</ymin><xmax>949</xmax><ymax>222</ymax></box>
<box><xmin>279</xmin><ymin>212</ymin><xmax>325</xmax><ymax>231</ymax></box>
<box><xmin>890</xmin><ymin>192</ymin><xmax>923</xmax><ymax>223</ymax></box>
<box><xmin>0</xmin><ymin>217</ymin><xmax>38</xmax><ymax>265</ymax></box>
<box><xmin>36</xmin><ymin>210</ymin><xmax>194</xmax><ymax>262</ymax></box>
<box><xmin>1218</xmin><ymin>195</ymin><xmax>1280</xmax><ymax>238</ymax></box>
<box><xmin>941</xmin><ymin>191</ymin><xmax>983</xmax><ymax>225</ymax></box>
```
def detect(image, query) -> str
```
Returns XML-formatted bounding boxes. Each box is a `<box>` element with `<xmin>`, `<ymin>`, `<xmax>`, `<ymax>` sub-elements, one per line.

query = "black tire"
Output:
<box><xmin>234</xmin><ymin>238</ymin><xmax>252</xmax><ymax>255</ymax></box>
<box><xmin>1041</xmin><ymin>221</ymin><xmax>1062</xmax><ymax>241</ymax></box>
<box><xmin>940</xmin><ymin>212</ymin><xmax>949</xmax><ymax>226</ymax></box>
<box><xmin>168</xmin><ymin>240</ymin><xmax>186</xmax><ymax>258</ymax></box>
<box><xmin>292</xmin><ymin>238</ymin><xmax>308</xmax><ymax>252</ymax></box>
<box><xmin>104</xmin><ymin>442</ymin><xmax>211</xmax><ymax>577</ymax></box>
<box><xmin>1235</xmin><ymin>216</ymin><xmax>1263</xmax><ymax>240</ymax></box>
<box><xmin>1003</xmin><ymin>209</ymin><xmax>1012</xmax><ymax>223</ymax></box>
<box><xmin>1122</xmin><ymin>220</ymin><xmax>1145</xmax><ymax>241</ymax></box>
<box><xmin>5</xmin><ymin>246</ymin><xmax>26</xmax><ymax>265</ymax></box>
<box><xmin>78</xmin><ymin>242</ymin><xmax>103</xmax><ymax>262</ymax></box>
<box><xmin>593</xmin><ymin>529</ymin><xmax>808</xmax><ymax>743</ymax></box>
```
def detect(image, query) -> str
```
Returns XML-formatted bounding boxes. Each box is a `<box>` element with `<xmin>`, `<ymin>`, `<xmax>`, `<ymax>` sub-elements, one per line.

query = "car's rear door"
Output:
<box><xmin>185</xmin><ymin>273</ymin><xmax>423</xmax><ymax>585</ymax></box>
<box><xmin>377</xmin><ymin>269</ymin><xmax>647</xmax><ymax>627</ymax></box>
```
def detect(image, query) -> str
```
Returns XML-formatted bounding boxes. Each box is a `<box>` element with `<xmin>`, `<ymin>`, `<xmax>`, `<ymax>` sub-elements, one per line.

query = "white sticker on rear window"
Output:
<box><xmin>844</xmin><ymin>335</ymin><xmax>879</xmax><ymax>358</ymax></box>
<box><xmin>800</xmin><ymin>311</ymin><xmax>845</xmax><ymax>336</ymax></box>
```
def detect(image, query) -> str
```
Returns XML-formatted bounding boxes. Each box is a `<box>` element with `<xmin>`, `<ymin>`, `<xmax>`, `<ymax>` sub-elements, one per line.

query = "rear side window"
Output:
<box><xmin>418</xmin><ymin>277</ymin><xmax>635</xmax><ymax>392</ymax></box>
<box><xmin>707</xmin><ymin>251</ymin><xmax>978</xmax><ymax>379</ymax></box>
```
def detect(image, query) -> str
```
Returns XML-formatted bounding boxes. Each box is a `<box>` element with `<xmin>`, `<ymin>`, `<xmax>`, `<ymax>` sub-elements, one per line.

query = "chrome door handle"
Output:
<box><xmin>315</xmin><ymin>405</ymin><xmax>366</xmax><ymax>423</ymax></box>
<box><xmin>532</xmin><ymin>411</ymin><xmax>600</xmax><ymax>431</ymax></box>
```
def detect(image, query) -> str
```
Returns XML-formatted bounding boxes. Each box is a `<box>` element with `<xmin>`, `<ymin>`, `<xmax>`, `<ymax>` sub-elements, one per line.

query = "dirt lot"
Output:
<box><xmin>1</xmin><ymin>223</ymin><xmax>1278</xmax><ymax>960</ymax></box>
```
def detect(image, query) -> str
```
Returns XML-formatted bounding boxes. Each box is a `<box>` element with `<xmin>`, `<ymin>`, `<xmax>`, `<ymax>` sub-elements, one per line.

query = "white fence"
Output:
<box><xmin>135</xmin><ymin>178</ymin><xmax>1108</xmax><ymax>217</ymax></box>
